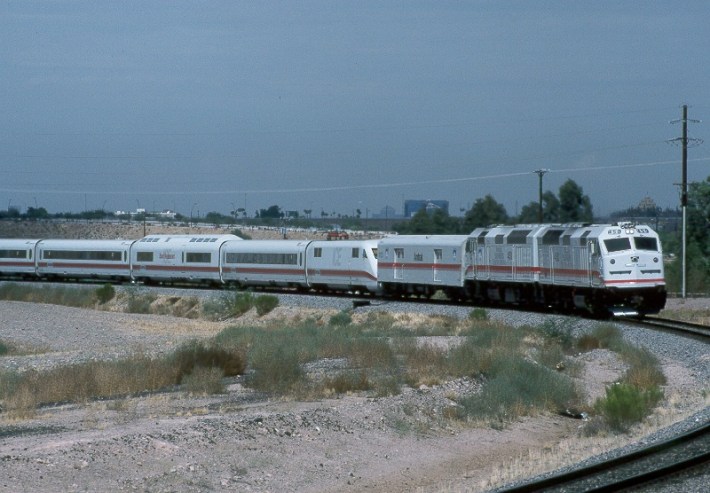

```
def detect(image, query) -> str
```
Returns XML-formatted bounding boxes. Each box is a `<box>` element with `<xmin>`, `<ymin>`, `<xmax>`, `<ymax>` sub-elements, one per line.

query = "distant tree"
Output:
<box><xmin>259</xmin><ymin>205</ymin><xmax>283</xmax><ymax>219</ymax></box>
<box><xmin>558</xmin><ymin>179</ymin><xmax>593</xmax><ymax>223</ymax></box>
<box><xmin>518</xmin><ymin>191</ymin><xmax>562</xmax><ymax>223</ymax></box>
<box><xmin>462</xmin><ymin>195</ymin><xmax>509</xmax><ymax>231</ymax></box>
<box><xmin>395</xmin><ymin>208</ymin><xmax>460</xmax><ymax>234</ymax></box>
<box><xmin>25</xmin><ymin>206</ymin><xmax>50</xmax><ymax>220</ymax></box>
<box><xmin>687</xmin><ymin>176</ymin><xmax>710</xmax><ymax>257</ymax></box>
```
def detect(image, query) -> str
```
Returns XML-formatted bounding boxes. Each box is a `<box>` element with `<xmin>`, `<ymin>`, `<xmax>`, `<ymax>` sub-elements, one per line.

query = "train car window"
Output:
<box><xmin>394</xmin><ymin>248</ymin><xmax>404</xmax><ymax>260</ymax></box>
<box><xmin>313</xmin><ymin>247</ymin><xmax>322</xmax><ymax>258</ymax></box>
<box><xmin>434</xmin><ymin>249</ymin><xmax>443</xmax><ymax>260</ymax></box>
<box><xmin>186</xmin><ymin>252</ymin><xmax>211</xmax><ymax>263</ymax></box>
<box><xmin>0</xmin><ymin>249</ymin><xmax>26</xmax><ymax>259</ymax></box>
<box><xmin>507</xmin><ymin>230</ymin><xmax>531</xmax><ymax>244</ymax></box>
<box><xmin>352</xmin><ymin>248</ymin><xmax>359</xmax><ymax>258</ymax></box>
<box><xmin>413</xmin><ymin>252</ymin><xmax>424</xmax><ymax>261</ymax></box>
<box><xmin>494</xmin><ymin>234</ymin><xmax>505</xmax><ymax>245</ymax></box>
<box><xmin>136</xmin><ymin>252</ymin><xmax>153</xmax><ymax>262</ymax></box>
<box><xmin>43</xmin><ymin>250</ymin><xmax>123</xmax><ymax>261</ymax></box>
<box><xmin>634</xmin><ymin>237</ymin><xmax>658</xmax><ymax>251</ymax></box>
<box><xmin>604</xmin><ymin>238</ymin><xmax>631</xmax><ymax>252</ymax></box>
<box><xmin>371</xmin><ymin>248</ymin><xmax>378</xmax><ymax>259</ymax></box>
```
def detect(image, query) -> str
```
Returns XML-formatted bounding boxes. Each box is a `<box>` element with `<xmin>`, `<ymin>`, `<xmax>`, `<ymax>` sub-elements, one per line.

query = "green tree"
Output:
<box><xmin>259</xmin><ymin>205</ymin><xmax>283</xmax><ymax>219</ymax></box>
<box><xmin>687</xmin><ymin>177</ymin><xmax>710</xmax><ymax>257</ymax></box>
<box><xmin>394</xmin><ymin>208</ymin><xmax>460</xmax><ymax>234</ymax></box>
<box><xmin>462</xmin><ymin>195</ymin><xmax>509</xmax><ymax>231</ymax></box>
<box><xmin>517</xmin><ymin>191</ymin><xmax>560</xmax><ymax>223</ymax></box>
<box><xmin>558</xmin><ymin>179</ymin><xmax>593</xmax><ymax>223</ymax></box>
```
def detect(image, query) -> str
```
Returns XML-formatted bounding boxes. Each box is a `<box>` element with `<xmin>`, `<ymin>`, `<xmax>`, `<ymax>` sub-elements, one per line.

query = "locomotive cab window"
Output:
<box><xmin>351</xmin><ymin>248</ymin><xmax>359</xmax><ymax>258</ymax></box>
<box><xmin>634</xmin><ymin>237</ymin><xmax>658</xmax><ymax>251</ymax></box>
<box><xmin>604</xmin><ymin>238</ymin><xmax>631</xmax><ymax>253</ymax></box>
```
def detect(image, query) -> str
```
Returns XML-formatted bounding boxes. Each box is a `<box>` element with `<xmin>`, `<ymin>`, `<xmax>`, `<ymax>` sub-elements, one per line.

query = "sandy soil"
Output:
<box><xmin>0</xmin><ymin>300</ymin><xmax>706</xmax><ymax>493</ymax></box>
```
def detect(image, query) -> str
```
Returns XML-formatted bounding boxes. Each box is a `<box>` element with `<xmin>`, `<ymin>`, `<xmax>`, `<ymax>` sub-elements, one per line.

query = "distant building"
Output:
<box><xmin>638</xmin><ymin>196</ymin><xmax>658</xmax><ymax>212</ymax></box>
<box><xmin>404</xmin><ymin>199</ymin><xmax>449</xmax><ymax>218</ymax></box>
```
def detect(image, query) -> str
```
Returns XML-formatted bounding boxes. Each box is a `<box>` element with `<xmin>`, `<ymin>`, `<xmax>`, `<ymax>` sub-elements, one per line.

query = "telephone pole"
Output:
<box><xmin>669</xmin><ymin>104</ymin><xmax>702</xmax><ymax>299</ymax></box>
<box><xmin>533</xmin><ymin>169</ymin><xmax>549</xmax><ymax>223</ymax></box>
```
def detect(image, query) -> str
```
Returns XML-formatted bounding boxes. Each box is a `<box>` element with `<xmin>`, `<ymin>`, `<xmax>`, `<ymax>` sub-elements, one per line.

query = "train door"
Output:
<box><xmin>433</xmin><ymin>248</ymin><xmax>442</xmax><ymax>282</ymax></box>
<box><xmin>589</xmin><ymin>240</ymin><xmax>602</xmax><ymax>287</ymax></box>
<box><xmin>394</xmin><ymin>248</ymin><xmax>404</xmax><ymax>280</ymax></box>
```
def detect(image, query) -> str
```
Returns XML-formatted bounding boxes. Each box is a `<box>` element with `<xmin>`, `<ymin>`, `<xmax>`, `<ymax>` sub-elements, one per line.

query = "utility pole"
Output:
<box><xmin>669</xmin><ymin>104</ymin><xmax>702</xmax><ymax>299</ymax></box>
<box><xmin>533</xmin><ymin>169</ymin><xmax>549</xmax><ymax>223</ymax></box>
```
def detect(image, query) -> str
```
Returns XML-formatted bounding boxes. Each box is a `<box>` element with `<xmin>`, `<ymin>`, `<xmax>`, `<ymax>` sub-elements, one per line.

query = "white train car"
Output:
<box><xmin>305</xmin><ymin>239</ymin><xmax>380</xmax><ymax>294</ymax></box>
<box><xmin>220</xmin><ymin>240</ymin><xmax>310</xmax><ymax>289</ymax></box>
<box><xmin>378</xmin><ymin>235</ymin><xmax>469</xmax><ymax>298</ymax></box>
<box><xmin>130</xmin><ymin>234</ymin><xmax>240</xmax><ymax>285</ymax></box>
<box><xmin>35</xmin><ymin>239</ymin><xmax>134</xmax><ymax>281</ymax></box>
<box><xmin>0</xmin><ymin>239</ymin><xmax>41</xmax><ymax>278</ymax></box>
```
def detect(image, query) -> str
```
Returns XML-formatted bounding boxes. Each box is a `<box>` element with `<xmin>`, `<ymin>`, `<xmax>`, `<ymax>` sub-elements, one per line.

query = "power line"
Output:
<box><xmin>2</xmin><ymin>156</ymin><xmax>708</xmax><ymax>196</ymax></box>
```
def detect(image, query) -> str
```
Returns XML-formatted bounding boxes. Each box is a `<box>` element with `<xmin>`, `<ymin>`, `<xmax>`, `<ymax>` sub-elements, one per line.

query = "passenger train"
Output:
<box><xmin>0</xmin><ymin>223</ymin><xmax>666</xmax><ymax>317</ymax></box>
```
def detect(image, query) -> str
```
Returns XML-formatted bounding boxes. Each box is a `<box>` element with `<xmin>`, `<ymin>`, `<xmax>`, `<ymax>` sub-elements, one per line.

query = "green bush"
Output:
<box><xmin>468</xmin><ymin>307</ymin><xmax>489</xmax><ymax>321</ymax></box>
<box><xmin>254</xmin><ymin>294</ymin><xmax>279</xmax><ymax>316</ymax></box>
<box><xmin>94</xmin><ymin>284</ymin><xmax>116</xmax><ymax>304</ymax></box>
<box><xmin>170</xmin><ymin>339</ymin><xmax>246</xmax><ymax>380</ymax></box>
<box><xmin>125</xmin><ymin>286</ymin><xmax>156</xmax><ymax>314</ymax></box>
<box><xmin>0</xmin><ymin>339</ymin><xmax>12</xmax><ymax>356</ymax></box>
<box><xmin>329</xmin><ymin>310</ymin><xmax>352</xmax><ymax>327</ymax></box>
<box><xmin>458</xmin><ymin>359</ymin><xmax>579</xmax><ymax>422</ymax></box>
<box><xmin>595</xmin><ymin>382</ymin><xmax>664</xmax><ymax>432</ymax></box>
<box><xmin>182</xmin><ymin>366</ymin><xmax>225</xmax><ymax>395</ymax></box>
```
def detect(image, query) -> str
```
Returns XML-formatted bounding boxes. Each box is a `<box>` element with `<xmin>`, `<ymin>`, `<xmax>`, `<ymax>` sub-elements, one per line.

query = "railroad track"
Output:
<box><xmin>497</xmin><ymin>422</ymin><xmax>710</xmax><ymax>492</ymax></box>
<box><xmin>496</xmin><ymin>315</ymin><xmax>710</xmax><ymax>492</ymax></box>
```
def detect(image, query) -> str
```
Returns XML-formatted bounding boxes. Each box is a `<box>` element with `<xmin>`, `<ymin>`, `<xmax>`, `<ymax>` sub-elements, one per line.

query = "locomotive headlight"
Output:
<box><xmin>654</xmin><ymin>257</ymin><xmax>659</xmax><ymax>263</ymax></box>
<box><xmin>610</xmin><ymin>259</ymin><xmax>615</xmax><ymax>264</ymax></box>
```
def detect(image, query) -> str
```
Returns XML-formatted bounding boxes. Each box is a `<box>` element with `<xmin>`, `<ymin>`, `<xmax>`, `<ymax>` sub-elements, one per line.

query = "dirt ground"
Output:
<box><xmin>0</xmin><ymin>300</ymin><xmax>706</xmax><ymax>493</ymax></box>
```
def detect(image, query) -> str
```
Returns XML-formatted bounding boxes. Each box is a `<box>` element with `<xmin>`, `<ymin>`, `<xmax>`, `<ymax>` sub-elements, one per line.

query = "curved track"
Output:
<box><xmin>496</xmin><ymin>315</ymin><xmax>710</xmax><ymax>492</ymax></box>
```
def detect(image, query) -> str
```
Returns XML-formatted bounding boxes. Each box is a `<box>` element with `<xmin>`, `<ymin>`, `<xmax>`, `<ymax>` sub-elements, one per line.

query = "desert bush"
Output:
<box><xmin>458</xmin><ymin>358</ymin><xmax>579</xmax><ymax>422</ymax></box>
<box><xmin>0</xmin><ymin>340</ymin><xmax>246</xmax><ymax>415</ymax></box>
<box><xmin>182</xmin><ymin>366</ymin><xmax>226</xmax><ymax>395</ymax></box>
<box><xmin>94</xmin><ymin>283</ymin><xmax>116</xmax><ymax>304</ymax></box>
<box><xmin>0</xmin><ymin>339</ymin><xmax>14</xmax><ymax>356</ymax></box>
<box><xmin>203</xmin><ymin>291</ymin><xmax>256</xmax><ymax>320</ymax></box>
<box><xmin>254</xmin><ymin>294</ymin><xmax>279</xmax><ymax>316</ymax></box>
<box><xmin>578</xmin><ymin>324</ymin><xmax>624</xmax><ymax>352</ymax></box>
<box><xmin>594</xmin><ymin>382</ymin><xmax>664</xmax><ymax>432</ymax></box>
<box><xmin>170</xmin><ymin>339</ymin><xmax>246</xmax><ymax>380</ymax></box>
<box><xmin>125</xmin><ymin>286</ymin><xmax>156</xmax><ymax>314</ymax></box>
<box><xmin>0</xmin><ymin>283</ymin><xmax>95</xmax><ymax>308</ymax></box>
<box><xmin>248</xmin><ymin>343</ymin><xmax>304</xmax><ymax>393</ymax></box>
<box><xmin>322</xmin><ymin>371</ymin><xmax>371</xmax><ymax>394</ymax></box>
<box><xmin>468</xmin><ymin>307</ymin><xmax>489</xmax><ymax>321</ymax></box>
<box><xmin>329</xmin><ymin>310</ymin><xmax>352</xmax><ymax>327</ymax></box>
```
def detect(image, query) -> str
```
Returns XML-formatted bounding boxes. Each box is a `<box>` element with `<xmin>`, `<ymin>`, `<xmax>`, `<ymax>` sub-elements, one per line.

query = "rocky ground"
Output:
<box><xmin>0</xmin><ymin>295</ymin><xmax>707</xmax><ymax>493</ymax></box>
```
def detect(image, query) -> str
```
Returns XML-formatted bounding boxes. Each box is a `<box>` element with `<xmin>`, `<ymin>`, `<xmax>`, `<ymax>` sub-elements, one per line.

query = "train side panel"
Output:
<box><xmin>36</xmin><ymin>239</ymin><xmax>133</xmax><ymax>281</ymax></box>
<box><xmin>220</xmin><ymin>240</ymin><xmax>310</xmax><ymax>288</ymax></box>
<box><xmin>0</xmin><ymin>239</ymin><xmax>41</xmax><ymax>278</ymax></box>
<box><xmin>306</xmin><ymin>240</ymin><xmax>380</xmax><ymax>293</ymax></box>
<box><xmin>130</xmin><ymin>234</ymin><xmax>239</xmax><ymax>285</ymax></box>
<box><xmin>378</xmin><ymin>235</ymin><xmax>468</xmax><ymax>298</ymax></box>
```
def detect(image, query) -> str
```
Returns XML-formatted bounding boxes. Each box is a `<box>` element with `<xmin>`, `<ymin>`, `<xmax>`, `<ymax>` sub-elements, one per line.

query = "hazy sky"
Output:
<box><xmin>1</xmin><ymin>1</ymin><xmax>708</xmax><ymax>219</ymax></box>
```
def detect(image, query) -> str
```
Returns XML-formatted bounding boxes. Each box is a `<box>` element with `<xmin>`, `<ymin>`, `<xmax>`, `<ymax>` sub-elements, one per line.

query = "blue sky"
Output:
<box><xmin>1</xmin><ymin>1</ymin><xmax>708</xmax><ymax>219</ymax></box>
